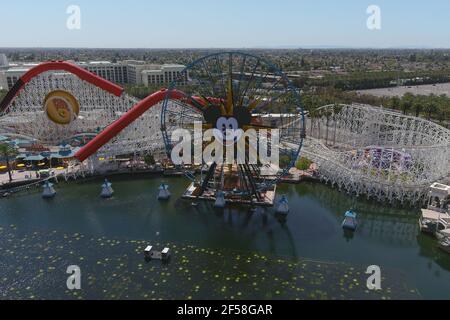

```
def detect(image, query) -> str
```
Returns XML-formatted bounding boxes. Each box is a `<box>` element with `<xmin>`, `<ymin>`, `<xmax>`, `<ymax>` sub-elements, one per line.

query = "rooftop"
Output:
<box><xmin>5</xmin><ymin>68</ymin><xmax>30</xmax><ymax>73</ymax></box>
<box><xmin>430</xmin><ymin>182</ymin><xmax>450</xmax><ymax>195</ymax></box>
<box><xmin>162</xmin><ymin>64</ymin><xmax>185</xmax><ymax>68</ymax></box>
<box><xmin>87</xmin><ymin>61</ymin><xmax>113</xmax><ymax>65</ymax></box>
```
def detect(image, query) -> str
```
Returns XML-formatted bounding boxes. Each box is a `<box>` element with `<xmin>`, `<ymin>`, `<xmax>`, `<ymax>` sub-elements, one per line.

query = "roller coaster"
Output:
<box><xmin>303</xmin><ymin>104</ymin><xmax>450</xmax><ymax>204</ymax></box>
<box><xmin>0</xmin><ymin>54</ymin><xmax>449</xmax><ymax>205</ymax></box>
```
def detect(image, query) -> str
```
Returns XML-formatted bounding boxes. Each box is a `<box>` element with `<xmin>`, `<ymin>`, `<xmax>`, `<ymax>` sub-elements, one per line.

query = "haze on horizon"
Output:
<box><xmin>1</xmin><ymin>0</ymin><xmax>450</xmax><ymax>49</ymax></box>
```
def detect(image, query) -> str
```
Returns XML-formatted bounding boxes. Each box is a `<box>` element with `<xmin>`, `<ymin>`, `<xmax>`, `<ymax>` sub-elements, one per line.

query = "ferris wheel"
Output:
<box><xmin>160</xmin><ymin>52</ymin><xmax>305</xmax><ymax>203</ymax></box>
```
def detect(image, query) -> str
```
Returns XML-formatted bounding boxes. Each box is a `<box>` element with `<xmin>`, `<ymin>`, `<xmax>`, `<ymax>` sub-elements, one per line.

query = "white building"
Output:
<box><xmin>1</xmin><ymin>63</ymin><xmax>39</xmax><ymax>90</ymax></box>
<box><xmin>0</xmin><ymin>60</ymin><xmax>187</xmax><ymax>90</ymax></box>
<box><xmin>81</xmin><ymin>60</ymin><xmax>187</xmax><ymax>86</ymax></box>
<box><xmin>0</xmin><ymin>72</ymin><xmax>6</xmax><ymax>90</ymax></box>
<box><xmin>126</xmin><ymin>61</ymin><xmax>149</xmax><ymax>85</ymax></box>
<box><xmin>142</xmin><ymin>64</ymin><xmax>187</xmax><ymax>86</ymax></box>
<box><xmin>4</xmin><ymin>68</ymin><xmax>29</xmax><ymax>89</ymax></box>
<box><xmin>80</xmin><ymin>61</ymin><xmax>129</xmax><ymax>84</ymax></box>
<box><xmin>0</xmin><ymin>54</ymin><xmax>8</xmax><ymax>67</ymax></box>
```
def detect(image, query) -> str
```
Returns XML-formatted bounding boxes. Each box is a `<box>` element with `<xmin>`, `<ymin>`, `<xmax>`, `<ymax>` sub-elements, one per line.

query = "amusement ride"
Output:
<box><xmin>0</xmin><ymin>52</ymin><xmax>449</xmax><ymax>206</ymax></box>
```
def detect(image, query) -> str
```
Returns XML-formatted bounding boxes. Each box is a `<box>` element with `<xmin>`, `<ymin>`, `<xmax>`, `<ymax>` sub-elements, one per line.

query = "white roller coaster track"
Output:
<box><xmin>1</xmin><ymin>73</ymin><xmax>448</xmax><ymax>205</ymax></box>
<box><xmin>302</xmin><ymin>104</ymin><xmax>450</xmax><ymax>204</ymax></box>
<box><xmin>0</xmin><ymin>72</ymin><xmax>167</xmax><ymax>157</ymax></box>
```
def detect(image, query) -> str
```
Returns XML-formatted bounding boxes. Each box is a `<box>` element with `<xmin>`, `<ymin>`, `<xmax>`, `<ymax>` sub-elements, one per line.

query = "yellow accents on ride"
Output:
<box><xmin>44</xmin><ymin>90</ymin><xmax>80</xmax><ymax>125</ymax></box>
<box><xmin>225</xmin><ymin>77</ymin><xmax>234</xmax><ymax>116</ymax></box>
<box><xmin>248</xmin><ymin>99</ymin><xmax>261</xmax><ymax>111</ymax></box>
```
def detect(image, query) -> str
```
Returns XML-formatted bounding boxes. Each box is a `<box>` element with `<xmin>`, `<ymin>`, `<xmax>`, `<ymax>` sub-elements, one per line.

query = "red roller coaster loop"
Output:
<box><xmin>74</xmin><ymin>90</ymin><xmax>221</xmax><ymax>162</ymax></box>
<box><xmin>0</xmin><ymin>61</ymin><xmax>124</xmax><ymax>113</ymax></box>
<box><xmin>75</xmin><ymin>89</ymin><xmax>184</xmax><ymax>162</ymax></box>
<box><xmin>0</xmin><ymin>60</ymin><xmax>218</xmax><ymax>163</ymax></box>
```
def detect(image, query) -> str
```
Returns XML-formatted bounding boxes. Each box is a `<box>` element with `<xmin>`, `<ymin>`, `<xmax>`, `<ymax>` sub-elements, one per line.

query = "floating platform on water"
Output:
<box><xmin>42</xmin><ymin>181</ymin><xmax>56</xmax><ymax>199</ymax></box>
<box><xmin>214</xmin><ymin>191</ymin><xmax>226</xmax><ymax>208</ymax></box>
<box><xmin>275</xmin><ymin>195</ymin><xmax>289</xmax><ymax>214</ymax></box>
<box><xmin>342</xmin><ymin>210</ymin><xmax>358</xmax><ymax>231</ymax></box>
<box><xmin>100</xmin><ymin>179</ymin><xmax>114</xmax><ymax>198</ymax></box>
<box><xmin>163</xmin><ymin>169</ymin><xmax>185</xmax><ymax>177</ymax></box>
<box><xmin>144</xmin><ymin>245</ymin><xmax>171</xmax><ymax>261</ymax></box>
<box><xmin>157</xmin><ymin>183</ymin><xmax>171</xmax><ymax>200</ymax></box>
<box><xmin>182</xmin><ymin>182</ymin><xmax>276</xmax><ymax>207</ymax></box>
<box><xmin>262</xmin><ymin>168</ymin><xmax>319</xmax><ymax>185</ymax></box>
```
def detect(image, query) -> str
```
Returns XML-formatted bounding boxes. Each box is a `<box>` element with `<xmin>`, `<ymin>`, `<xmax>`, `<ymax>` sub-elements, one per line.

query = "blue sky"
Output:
<box><xmin>1</xmin><ymin>0</ymin><xmax>449</xmax><ymax>48</ymax></box>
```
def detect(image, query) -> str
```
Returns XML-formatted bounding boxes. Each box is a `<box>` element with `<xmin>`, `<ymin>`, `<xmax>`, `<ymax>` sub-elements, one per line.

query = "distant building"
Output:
<box><xmin>126</xmin><ymin>61</ymin><xmax>148</xmax><ymax>85</ymax></box>
<box><xmin>0</xmin><ymin>54</ymin><xmax>9</xmax><ymax>89</ymax></box>
<box><xmin>142</xmin><ymin>64</ymin><xmax>187</xmax><ymax>86</ymax></box>
<box><xmin>0</xmin><ymin>72</ymin><xmax>6</xmax><ymax>90</ymax></box>
<box><xmin>0</xmin><ymin>54</ymin><xmax>8</xmax><ymax>67</ymax></box>
<box><xmin>4</xmin><ymin>68</ymin><xmax>29</xmax><ymax>90</ymax></box>
<box><xmin>81</xmin><ymin>61</ymin><xmax>187</xmax><ymax>86</ymax></box>
<box><xmin>0</xmin><ymin>60</ymin><xmax>187</xmax><ymax>90</ymax></box>
<box><xmin>79</xmin><ymin>61</ymin><xmax>129</xmax><ymax>84</ymax></box>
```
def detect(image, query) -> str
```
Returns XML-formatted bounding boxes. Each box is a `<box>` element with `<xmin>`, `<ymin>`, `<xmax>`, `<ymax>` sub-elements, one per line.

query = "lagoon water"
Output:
<box><xmin>0</xmin><ymin>176</ymin><xmax>449</xmax><ymax>299</ymax></box>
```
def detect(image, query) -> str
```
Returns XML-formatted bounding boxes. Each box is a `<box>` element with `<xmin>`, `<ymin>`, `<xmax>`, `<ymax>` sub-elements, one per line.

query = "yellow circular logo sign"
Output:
<box><xmin>44</xmin><ymin>90</ymin><xmax>80</xmax><ymax>125</ymax></box>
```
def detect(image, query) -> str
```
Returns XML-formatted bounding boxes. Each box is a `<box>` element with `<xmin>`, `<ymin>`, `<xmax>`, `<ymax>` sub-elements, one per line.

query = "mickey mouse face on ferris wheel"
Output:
<box><xmin>203</xmin><ymin>105</ymin><xmax>252</xmax><ymax>145</ymax></box>
<box><xmin>215</xmin><ymin>116</ymin><xmax>240</xmax><ymax>145</ymax></box>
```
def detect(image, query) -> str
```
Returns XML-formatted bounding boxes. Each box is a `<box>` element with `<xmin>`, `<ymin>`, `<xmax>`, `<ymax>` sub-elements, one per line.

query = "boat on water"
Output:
<box><xmin>157</xmin><ymin>183</ymin><xmax>171</xmax><ymax>200</ymax></box>
<box><xmin>275</xmin><ymin>195</ymin><xmax>289</xmax><ymax>214</ymax></box>
<box><xmin>214</xmin><ymin>190</ymin><xmax>226</xmax><ymax>208</ymax></box>
<box><xmin>419</xmin><ymin>209</ymin><xmax>450</xmax><ymax>236</ymax></box>
<box><xmin>438</xmin><ymin>238</ymin><xmax>450</xmax><ymax>254</ymax></box>
<box><xmin>436</xmin><ymin>228</ymin><xmax>450</xmax><ymax>241</ymax></box>
<box><xmin>42</xmin><ymin>180</ymin><xmax>56</xmax><ymax>199</ymax></box>
<box><xmin>100</xmin><ymin>179</ymin><xmax>114</xmax><ymax>198</ymax></box>
<box><xmin>342</xmin><ymin>210</ymin><xmax>358</xmax><ymax>231</ymax></box>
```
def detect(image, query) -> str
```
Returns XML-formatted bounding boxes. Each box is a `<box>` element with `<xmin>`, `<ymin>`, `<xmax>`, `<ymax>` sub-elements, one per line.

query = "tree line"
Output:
<box><xmin>0</xmin><ymin>90</ymin><xmax>6</xmax><ymax>102</ymax></box>
<box><xmin>293</xmin><ymin>69</ymin><xmax>450</xmax><ymax>91</ymax></box>
<box><xmin>300</xmin><ymin>87</ymin><xmax>449</xmax><ymax>126</ymax></box>
<box><xmin>1</xmin><ymin>82</ymin><xmax>447</xmax><ymax>127</ymax></box>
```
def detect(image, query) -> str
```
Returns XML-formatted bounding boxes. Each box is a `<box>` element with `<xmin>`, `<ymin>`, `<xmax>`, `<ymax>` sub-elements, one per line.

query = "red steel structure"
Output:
<box><xmin>0</xmin><ymin>61</ymin><xmax>218</xmax><ymax>163</ymax></box>
<box><xmin>74</xmin><ymin>89</ymin><xmax>184</xmax><ymax>162</ymax></box>
<box><xmin>74</xmin><ymin>90</ymin><xmax>223</xmax><ymax>162</ymax></box>
<box><xmin>0</xmin><ymin>61</ymin><xmax>123</xmax><ymax>113</ymax></box>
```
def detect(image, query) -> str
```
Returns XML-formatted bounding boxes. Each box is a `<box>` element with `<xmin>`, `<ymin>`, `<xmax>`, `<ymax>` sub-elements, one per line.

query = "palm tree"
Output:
<box><xmin>413</xmin><ymin>100</ymin><xmax>423</xmax><ymax>118</ymax></box>
<box><xmin>400</xmin><ymin>93</ymin><xmax>414</xmax><ymax>115</ymax></box>
<box><xmin>0</xmin><ymin>143</ymin><xmax>18</xmax><ymax>183</ymax></box>
<box><xmin>309</xmin><ymin>109</ymin><xmax>318</xmax><ymax>137</ymax></box>
<box><xmin>324</xmin><ymin>109</ymin><xmax>332</xmax><ymax>146</ymax></box>
<box><xmin>424</xmin><ymin>102</ymin><xmax>438</xmax><ymax>120</ymax></box>
<box><xmin>0</xmin><ymin>89</ymin><xmax>7</xmax><ymax>102</ymax></box>
<box><xmin>389</xmin><ymin>96</ymin><xmax>401</xmax><ymax>111</ymax></box>
<box><xmin>316</xmin><ymin>109</ymin><xmax>322</xmax><ymax>140</ymax></box>
<box><xmin>332</xmin><ymin>104</ymin><xmax>343</xmax><ymax>146</ymax></box>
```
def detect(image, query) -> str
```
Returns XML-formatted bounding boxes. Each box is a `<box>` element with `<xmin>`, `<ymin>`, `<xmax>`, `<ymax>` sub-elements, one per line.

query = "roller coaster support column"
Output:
<box><xmin>75</xmin><ymin>89</ymin><xmax>185</xmax><ymax>162</ymax></box>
